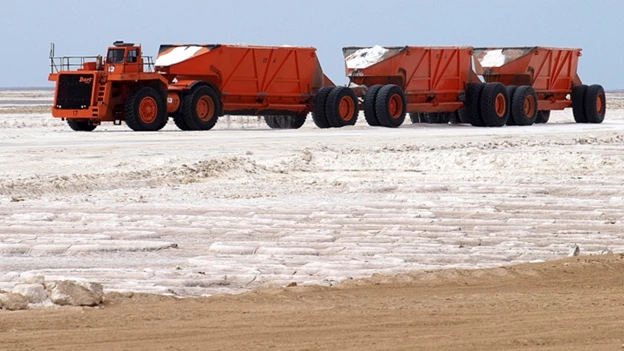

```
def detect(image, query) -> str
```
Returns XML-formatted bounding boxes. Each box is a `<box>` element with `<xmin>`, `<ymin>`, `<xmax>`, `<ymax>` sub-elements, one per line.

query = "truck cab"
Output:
<box><xmin>105</xmin><ymin>41</ymin><xmax>144</xmax><ymax>74</ymax></box>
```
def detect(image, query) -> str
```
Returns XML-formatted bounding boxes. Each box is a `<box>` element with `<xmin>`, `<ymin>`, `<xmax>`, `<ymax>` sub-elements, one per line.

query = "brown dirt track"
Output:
<box><xmin>2</xmin><ymin>254</ymin><xmax>624</xmax><ymax>351</ymax></box>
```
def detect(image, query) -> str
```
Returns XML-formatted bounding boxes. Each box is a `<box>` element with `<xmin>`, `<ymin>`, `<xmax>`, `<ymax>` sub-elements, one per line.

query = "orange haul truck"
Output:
<box><xmin>48</xmin><ymin>41</ymin><xmax>356</xmax><ymax>132</ymax></box>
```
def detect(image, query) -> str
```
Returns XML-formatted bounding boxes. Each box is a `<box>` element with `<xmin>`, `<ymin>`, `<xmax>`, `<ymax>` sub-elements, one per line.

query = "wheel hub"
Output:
<box><xmin>139</xmin><ymin>97</ymin><xmax>158</xmax><ymax>123</ymax></box>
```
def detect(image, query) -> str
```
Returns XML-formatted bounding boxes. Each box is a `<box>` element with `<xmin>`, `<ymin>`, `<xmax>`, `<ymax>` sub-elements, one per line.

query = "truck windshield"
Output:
<box><xmin>107</xmin><ymin>49</ymin><xmax>125</xmax><ymax>63</ymax></box>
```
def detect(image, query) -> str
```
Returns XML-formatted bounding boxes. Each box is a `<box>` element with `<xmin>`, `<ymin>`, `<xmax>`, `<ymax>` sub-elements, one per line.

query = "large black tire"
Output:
<box><xmin>374</xmin><ymin>84</ymin><xmax>406</xmax><ymax>128</ymax></box>
<box><xmin>456</xmin><ymin>109</ymin><xmax>469</xmax><ymax>123</ymax></box>
<box><xmin>572</xmin><ymin>85</ymin><xmax>588</xmax><ymax>123</ymax></box>
<box><xmin>171</xmin><ymin>110</ymin><xmax>192</xmax><ymax>131</ymax></box>
<box><xmin>364</xmin><ymin>85</ymin><xmax>383</xmax><ymax>126</ymax></box>
<box><xmin>449</xmin><ymin>111</ymin><xmax>461</xmax><ymax>124</ymax></box>
<box><xmin>326</xmin><ymin>87</ymin><xmax>359</xmax><ymax>128</ymax></box>
<box><xmin>427</xmin><ymin>113</ymin><xmax>451</xmax><ymax>124</ymax></box>
<box><xmin>265</xmin><ymin>114</ymin><xmax>307</xmax><ymax>129</ymax></box>
<box><xmin>409</xmin><ymin>113</ymin><xmax>429</xmax><ymax>123</ymax></box>
<box><xmin>273</xmin><ymin>113</ymin><xmax>307</xmax><ymax>129</ymax></box>
<box><xmin>536</xmin><ymin>110</ymin><xmax>550</xmax><ymax>124</ymax></box>
<box><xmin>510</xmin><ymin>86</ymin><xmax>538</xmax><ymax>126</ymax></box>
<box><xmin>285</xmin><ymin>113</ymin><xmax>307</xmax><ymax>129</ymax></box>
<box><xmin>584</xmin><ymin>84</ymin><xmax>606</xmax><ymax>124</ymax></box>
<box><xmin>182</xmin><ymin>86</ymin><xmax>220</xmax><ymax>131</ymax></box>
<box><xmin>505</xmin><ymin>86</ymin><xmax>518</xmax><ymax>126</ymax></box>
<box><xmin>173</xmin><ymin>115</ymin><xmax>192</xmax><ymax>130</ymax></box>
<box><xmin>466</xmin><ymin>83</ymin><xmax>486</xmax><ymax>127</ymax></box>
<box><xmin>264</xmin><ymin>116</ymin><xmax>283</xmax><ymax>129</ymax></box>
<box><xmin>125</xmin><ymin>86</ymin><xmax>167</xmax><ymax>132</ymax></box>
<box><xmin>479</xmin><ymin>83</ymin><xmax>509</xmax><ymax>127</ymax></box>
<box><xmin>312</xmin><ymin>87</ymin><xmax>333</xmax><ymax>129</ymax></box>
<box><xmin>67</xmin><ymin>119</ymin><xmax>97</xmax><ymax>132</ymax></box>
<box><xmin>409</xmin><ymin>113</ymin><xmax>421</xmax><ymax>124</ymax></box>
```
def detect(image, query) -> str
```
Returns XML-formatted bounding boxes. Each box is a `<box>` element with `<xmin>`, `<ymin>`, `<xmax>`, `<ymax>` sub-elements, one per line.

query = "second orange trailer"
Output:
<box><xmin>342</xmin><ymin>46</ymin><xmax>512</xmax><ymax>128</ymax></box>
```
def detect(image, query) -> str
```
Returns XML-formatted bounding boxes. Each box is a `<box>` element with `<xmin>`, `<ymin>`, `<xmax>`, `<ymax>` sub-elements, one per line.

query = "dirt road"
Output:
<box><xmin>2</xmin><ymin>254</ymin><xmax>624</xmax><ymax>350</ymax></box>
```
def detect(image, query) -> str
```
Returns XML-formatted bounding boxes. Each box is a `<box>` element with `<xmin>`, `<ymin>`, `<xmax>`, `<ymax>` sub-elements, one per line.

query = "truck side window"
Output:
<box><xmin>127</xmin><ymin>49</ymin><xmax>138</xmax><ymax>63</ymax></box>
<box><xmin>107</xmin><ymin>49</ymin><xmax>125</xmax><ymax>63</ymax></box>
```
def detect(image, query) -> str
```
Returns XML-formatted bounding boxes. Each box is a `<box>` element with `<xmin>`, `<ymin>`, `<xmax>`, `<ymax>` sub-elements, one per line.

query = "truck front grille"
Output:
<box><xmin>55</xmin><ymin>74</ymin><xmax>94</xmax><ymax>109</ymax></box>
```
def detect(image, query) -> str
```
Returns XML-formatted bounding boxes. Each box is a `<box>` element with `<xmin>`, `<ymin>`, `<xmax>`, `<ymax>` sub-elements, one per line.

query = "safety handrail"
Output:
<box><xmin>49</xmin><ymin>55</ymin><xmax>156</xmax><ymax>73</ymax></box>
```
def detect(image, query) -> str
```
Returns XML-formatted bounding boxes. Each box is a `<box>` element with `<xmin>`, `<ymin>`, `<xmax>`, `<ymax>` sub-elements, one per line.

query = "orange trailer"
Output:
<box><xmin>48</xmin><ymin>42</ymin><xmax>348</xmax><ymax>132</ymax></box>
<box><xmin>474</xmin><ymin>47</ymin><xmax>605</xmax><ymax>124</ymax></box>
<box><xmin>343</xmin><ymin>46</ymin><xmax>511</xmax><ymax>128</ymax></box>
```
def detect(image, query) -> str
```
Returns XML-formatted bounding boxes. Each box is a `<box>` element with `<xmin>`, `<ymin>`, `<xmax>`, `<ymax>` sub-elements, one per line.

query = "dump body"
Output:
<box><xmin>156</xmin><ymin>44</ymin><xmax>329</xmax><ymax>115</ymax></box>
<box><xmin>474</xmin><ymin>47</ymin><xmax>583</xmax><ymax>111</ymax></box>
<box><xmin>344</xmin><ymin>46</ymin><xmax>480</xmax><ymax>113</ymax></box>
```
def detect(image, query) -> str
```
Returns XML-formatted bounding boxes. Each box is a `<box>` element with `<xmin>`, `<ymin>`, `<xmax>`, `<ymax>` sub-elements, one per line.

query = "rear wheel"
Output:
<box><xmin>266</xmin><ymin>113</ymin><xmax>307</xmax><ymax>129</ymax></box>
<box><xmin>510</xmin><ymin>86</ymin><xmax>538</xmax><ymax>126</ymax></box>
<box><xmin>285</xmin><ymin>113</ymin><xmax>307</xmax><ymax>129</ymax></box>
<box><xmin>479</xmin><ymin>83</ymin><xmax>509</xmax><ymax>127</ymax></box>
<box><xmin>409</xmin><ymin>113</ymin><xmax>421</xmax><ymax>124</ymax></box>
<box><xmin>183</xmin><ymin>86</ymin><xmax>220</xmax><ymax>131</ymax></box>
<box><xmin>456</xmin><ymin>109</ymin><xmax>469</xmax><ymax>123</ymax></box>
<box><xmin>536</xmin><ymin>110</ymin><xmax>550</xmax><ymax>124</ymax></box>
<box><xmin>466</xmin><ymin>83</ymin><xmax>486</xmax><ymax>127</ymax></box>
<box><xmin>409</xmin><ymin>113</ymin><xmax>429</xmax><ymax>123</ymax></box>
<box><xmin>427</xmin><ymin>112</ymin><xmax>451</xmax><ymax>124</ymax></box>
<box><xmin>584</xmin><ymin>84</ymin><xmax>606</xmax><ymax>124</ymax></box>
<box><xmin>312</xmin><ymin>87</ymin><xmax>333</xmax><ymax>129</ymax></box>
<box><xmin>505</xmin><ymin>86</ymin><xmax>518</xmax><ymax>126</ymax></box>
<box><xmin>449</xmin><ymin>111</ymin><xmax>461</xmax><ymax>124</ymax></box>
<box><xmin>375</xmin><ymin>84</ymin><xmax>406</xmax><ymax>128</ymax></box>
<box><xmin>364</xmin><ymin>85</ymin><xmax>383</xmax><ymax>126</ymax></box>
<box><xmin>326</xmin><ymin>87</ymin><xmax>358</xmax><ymax>128</ymax></box>
<box><xmin>67</xmin><ymin>119</ymin><xmax>97</xmax><ymax>132</ymax></box>
<box><xmin>572</xmin><ymin>85</ymin><xmax>588</xmax><ymax>123</ymax></box>
<box><xmin>125</xmin><ymin>86</ymin><xmax>167</xmax><ymax>132</ymax></box>
<box><xmin>264</xmin><ymin>116</ymin><xmax>283</xmax><ymax>129</ymax></box>
<box><xmin>172</xmin><ymin>111</ymin><xmax>192</xmax><ymax>131</ymax></box>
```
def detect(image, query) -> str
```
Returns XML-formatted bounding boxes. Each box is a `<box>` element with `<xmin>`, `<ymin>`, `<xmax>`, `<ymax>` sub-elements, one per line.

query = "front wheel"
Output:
<box><xmin>67</xmin><ymin>119</ymin><xmax>97</xmax><ymax>132</ymax></box>
<box><xmin>125</xmin><ymin>86</ymin><xmax>167</xmax><ymax>132</ymax></box>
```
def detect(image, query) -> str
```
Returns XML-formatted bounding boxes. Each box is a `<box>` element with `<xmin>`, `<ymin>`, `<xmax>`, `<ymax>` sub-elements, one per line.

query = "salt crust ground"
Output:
<box><xmin>1</xmin><ymin>91</ymin><xmax>623</xmax><ymax>297</ymax></box>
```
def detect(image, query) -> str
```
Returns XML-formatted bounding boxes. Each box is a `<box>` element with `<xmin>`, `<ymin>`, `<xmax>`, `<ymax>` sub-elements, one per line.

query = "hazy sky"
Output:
<box><xmin>1</xmin><ymin>0</ymin><xmax>623</xmax><ymax>88</ymax></box>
